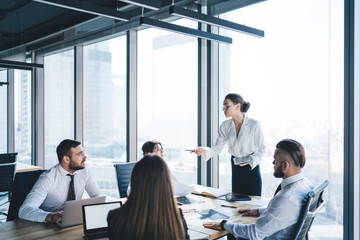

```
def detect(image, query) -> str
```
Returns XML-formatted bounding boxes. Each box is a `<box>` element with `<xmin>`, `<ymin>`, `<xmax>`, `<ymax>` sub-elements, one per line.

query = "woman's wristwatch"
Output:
<box><xmin>220</xmin><ymin>220</ymin><xmax>228</xmax><ymax>230</ymax></box>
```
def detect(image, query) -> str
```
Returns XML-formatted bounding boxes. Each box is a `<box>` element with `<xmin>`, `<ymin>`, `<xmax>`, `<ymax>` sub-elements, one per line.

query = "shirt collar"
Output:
<box><xmin>243</xmin><ymin>114</ymin><xmax>248</xmax><ymax>125</ymax></box>
<box><xmin>57</xmin><ymin>163</ymin><xmax>76</xmax><ymax>176</ymax></box>
<box><xmin>281</xmin><ymin>172</ymin><xmax>303</xmax><ymax>189</ymax></box>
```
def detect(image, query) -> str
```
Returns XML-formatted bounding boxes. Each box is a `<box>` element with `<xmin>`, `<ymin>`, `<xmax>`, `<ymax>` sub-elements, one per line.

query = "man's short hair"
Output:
<box><xmin>56</xmin><ymin>139</ymin><xmax>81</xmax><ymax>163</ymax></box>
<box><xmin>276</xmin><ymin>139</ymin><xmax>306</xmax><ymax>168</ymax></box>
<box><xmin>141</xmin><ymin>140</ymin><xmax>162</xmax><ymax>156</ymax></box>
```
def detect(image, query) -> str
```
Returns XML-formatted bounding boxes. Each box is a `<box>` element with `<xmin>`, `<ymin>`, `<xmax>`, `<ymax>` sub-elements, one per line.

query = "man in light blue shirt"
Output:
<box><xmin>19</xmin><ymin>139</ymin><xmax>102</xmax><ymax>225</ymax></box>
<box><xmin>204</xmin><ymin>139</ymin><xmax>313</xmax><ymax>240</ymax></box>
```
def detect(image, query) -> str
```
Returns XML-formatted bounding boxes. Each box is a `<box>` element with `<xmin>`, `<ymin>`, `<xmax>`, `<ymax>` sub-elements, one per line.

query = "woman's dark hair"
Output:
<box><xmin>276</xmin><ymin>139</ymin><xmax>306</xmax><ymax>168</ymax></box>
<box><xmin>56</xmin><ymin>139</ymin><xmax>81</xmax><ymax>163</ymax></box>
<box><xmin>107</xmin><ymin>155</ymin><xmax>185</xmax><ymax>240</ymax></box>
<box><xmin>142</xmin><ymin>140</ymin><xmax>162</xmax><ymax>155</ymax></box>
<box><xmin>225</xmin><ymin>93</ymin><xmax>250</xmax><ymax>113</ymax></box>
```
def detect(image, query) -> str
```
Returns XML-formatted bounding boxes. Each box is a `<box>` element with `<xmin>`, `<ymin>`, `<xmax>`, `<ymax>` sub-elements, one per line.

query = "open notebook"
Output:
<box><xmin>192</xmin><ymin>185</ymin><xmax>231</xmax><ymax>198</ymax></box>
<box><xmin>82</xmin><ymin>201</ymin><xmax>122</xmax><ymax>240</ymax></box>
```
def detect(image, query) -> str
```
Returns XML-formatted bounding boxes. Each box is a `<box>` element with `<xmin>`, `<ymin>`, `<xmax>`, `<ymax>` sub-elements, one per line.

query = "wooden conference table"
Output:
<box><xmin>179</xmin><ymin>193</ymin><xmax>265</xmax><ymax>239</ymax></box>
<box><xmin>0</xmin><ymin>191</ymin><xmax>266</xmax><ymax>240</ymax></box>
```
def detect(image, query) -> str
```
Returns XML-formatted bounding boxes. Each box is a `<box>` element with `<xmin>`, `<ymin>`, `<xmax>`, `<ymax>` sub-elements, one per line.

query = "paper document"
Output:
<box><xmin>192</xmin><ymin>186</ymin><xmax>231</xmax><ymax>198</ymax></box>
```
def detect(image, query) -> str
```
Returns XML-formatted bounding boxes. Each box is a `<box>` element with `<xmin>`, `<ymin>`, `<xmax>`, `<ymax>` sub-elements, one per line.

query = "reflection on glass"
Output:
<box><xmin>44</xmin><ymin>50</ymin><xmax>75</xmax><ymax>169</ymax></box>
<box><xmin>14</xmin><ymin>69</ymin><xmax>32</xmax><ymax>164</ymax></box>
<box><xmin>0</xmin><ymin>70</ymin><xmax>7</xmax><ymax>152</ymax></box>
<box><xmin>138</xmin><ymin>19</ymin><xmax>198</xmax><ymax>184</ymax></box>
<box><xmin>84</xmin><ymin>36</ymin><xmax>127</xmax><ymax>198</ymax></box>
<box><xmin>219</xmin><ymin>1</ymin><xmax>343</xmax><ymax>239</ymax></box>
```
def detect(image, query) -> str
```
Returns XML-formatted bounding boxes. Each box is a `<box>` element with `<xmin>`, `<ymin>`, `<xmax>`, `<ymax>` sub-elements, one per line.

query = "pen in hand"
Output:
<box><xmin>221</xmin><ymin>204</ymin><xmax>237</xmax><ymax>208</ymax></box>
<box><xmin>185</xmin><ymin>149</ymin><xmax>195</xmax><ymax>152</ymax></box>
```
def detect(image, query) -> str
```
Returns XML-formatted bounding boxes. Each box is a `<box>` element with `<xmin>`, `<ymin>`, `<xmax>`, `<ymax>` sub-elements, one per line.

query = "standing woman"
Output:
<box><xmin>107</xmin><ymin>155</ymin><xmax>189</xmax><ymax>240</ymax></box>
<box><xmin>193</xmin><ymin>93</ymin><xmax>265</xmax><ymax>196</ymax></box>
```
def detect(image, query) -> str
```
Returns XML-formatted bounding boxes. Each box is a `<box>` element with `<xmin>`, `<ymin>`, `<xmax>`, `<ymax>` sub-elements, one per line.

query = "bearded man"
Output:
<box><xmin>19</xmin><ymin>139</ymin><xmax>102</xmax><ymax>225</ymax></box>
<box><xmin>204</xmin><ymin>139</ymin><xmax>313</xmax><ymax>240</ymax></box>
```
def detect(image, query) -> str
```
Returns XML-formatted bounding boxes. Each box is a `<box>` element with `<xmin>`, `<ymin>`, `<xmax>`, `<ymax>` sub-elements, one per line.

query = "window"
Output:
<box><xmin>44</xmin><ymin>50</ymin><xmax>75</xmax><ymax>169</ymax></box>
<box><xmin>83</xmin><ymin>36</ymin><xmax>127</xmax><ymax>197</ymax></box>
<box><xmin>138</xmin><ymin>19</ymin><xmax>198</xmax><ymax>184</ymax></box>
<box><xmin>218</xmin><ymin>1</ymin><xmax>343</xmax><ymax>239</ymax></box>
<box><xmin>0</xmin><ymin>70</ymin><xmax>7</xmax><ymax>152</ymax></box>
<box><xmin>14</xmin><ymin>69</ymin><xmax>32</xmax><ymax>164</ymax></box>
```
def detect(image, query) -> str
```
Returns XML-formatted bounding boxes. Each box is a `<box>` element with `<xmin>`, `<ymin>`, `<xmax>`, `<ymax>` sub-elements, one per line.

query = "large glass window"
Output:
<box><xmin>0</xmin><ymin>70</ymin><xmax>7</xmax><ymax>152</ymax></box>
<box><xmin>83</xmin><ymin>36</ymin><xmax>127</xmax><ymax>197</ymax></box>
<box><xmin>14</xmin><ymin>69</ymin><xmax>32</xmax><ymax>164</ymax></box>
<box><xmin>44</xmin><ymin>50</ymin><xmax>75</xmax><ymax>169</ymax></box>
<box><xmin>219</xmin><ymin>0</ymin><xmax>343</xmax><ymax>239</ymax></box>
<box><xmin>138</xmin><ymin>19</ymin><xmax>198</xmax><ymax>184</ymax></box>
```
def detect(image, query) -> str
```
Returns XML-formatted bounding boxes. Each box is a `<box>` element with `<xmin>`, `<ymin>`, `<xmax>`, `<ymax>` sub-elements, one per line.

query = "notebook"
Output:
<box><xmin>82</xmin><ymin>201</ymin><xmax>122</xmax><ymax>240</ymax></box>
<box><xmin>192</xmin><ymin>186</ymin><xmax>231</xmax><ymax>198</ymax></box>
<box><xmin>60</xmin><ymin>196</ymin><xmax>106</xmax><ymax>228</ymax></box>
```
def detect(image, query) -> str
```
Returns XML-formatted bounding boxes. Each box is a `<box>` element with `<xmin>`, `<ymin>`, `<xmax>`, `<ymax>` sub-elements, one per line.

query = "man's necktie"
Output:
<box><xmin>67</xmin><ymin>174</ymin><xmax>76</xmax><ymax>201</ymax></box>
<box><xmin>274</xmin><ymin>184</ymin><xmax>282</xmax><ymax>196</ymax></box>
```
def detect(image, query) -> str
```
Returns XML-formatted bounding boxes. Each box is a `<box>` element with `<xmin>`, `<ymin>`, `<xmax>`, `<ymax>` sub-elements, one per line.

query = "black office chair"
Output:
<box><xmin>114</xmin><ymin>162</ymin><xmax>136</xmax><ymax>198</ymax></box>
<box><xmin>292</xmin><ymin>180</ymin><xmax>329</xmax><ymax>240</ymax></box>
<box><xmin>7</xmin><ymin>169</ymin><xmax>46</xmax><ymax>221</ymax></box>
<box><xmin>0</xmin><ymin>153</ymin><xmax>18</xmax><ymax>217</ymax></box>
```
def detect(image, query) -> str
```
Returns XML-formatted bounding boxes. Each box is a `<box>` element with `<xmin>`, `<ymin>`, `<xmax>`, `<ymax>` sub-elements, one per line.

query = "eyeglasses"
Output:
<box><xmin>155</xmin><ymin>148</ymin><xmax>163</xmax><ymax>153</ymax></box>
<box><xmin>222</xmin><ymin>104</ymin><xmax>235</xmax><ymax>111</ymax></box>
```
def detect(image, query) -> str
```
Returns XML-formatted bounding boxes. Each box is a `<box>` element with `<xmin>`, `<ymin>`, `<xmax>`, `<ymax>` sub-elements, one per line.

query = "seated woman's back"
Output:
<box><xmin>107</xmin><ymin>155</ymin><xmax>188</xmax><ymax>240</ymax></box>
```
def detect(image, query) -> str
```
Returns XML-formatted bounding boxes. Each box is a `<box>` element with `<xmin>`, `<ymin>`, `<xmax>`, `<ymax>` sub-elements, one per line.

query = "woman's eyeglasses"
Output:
<box><xmin>155</xmin><ymin>148</ymin><xmax>163</xmax><ymax>153</ymax></box>
<box><xmin>222</xmin><ymin>104</ymin><xmax>235</xmax><ymax>111</ymax></box>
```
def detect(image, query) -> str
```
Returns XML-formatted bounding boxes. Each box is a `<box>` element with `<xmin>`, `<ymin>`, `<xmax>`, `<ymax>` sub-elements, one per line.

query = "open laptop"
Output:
<box><xmin>82</xmin><ymin>201</ymin><xmax>122</xmax><ymax>240</ymax></box>
<box><xmin>60</xmin><ymin>196</ymin><xmax>106</xmax><ymax>228</ymax></box>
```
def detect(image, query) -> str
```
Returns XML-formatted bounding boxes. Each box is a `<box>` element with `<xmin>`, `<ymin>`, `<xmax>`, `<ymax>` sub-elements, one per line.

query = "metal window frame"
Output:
<box><xmin>345</xmin><ymin>0</ymin><xmax>360</xmax><ymax>239</ymax></box>
<box><xmin>198</xmin><ymin>5</ymin><xmax>208</xmax><ymax>186</ymax></box>
<box><xmin>33</xmin><ymin>54</ymin><xmax>45</xmax><ymax>168</ymax></box>
<box><xmin>126</xmin><ymin>29</ymin><xmax>138</xmax><ymax>163</ymax></box>
<box><xmin>354</xmin><ymin>0</ymin><xmax>360</xmax><ymax>238</ymax></box>
<box><xmin>208</xmin><ymin>24</ymin><xmax>220</xmax><ymax>188</ymax></box>
<box><xmin>7</xmin><ymin>69</ymin><xmax>14</xmax><ymax>153</ymax></box>
<box><xmin>75</xmin><ymin>46</ymin><xmax>84</xmax><ymax>143</ymax></box>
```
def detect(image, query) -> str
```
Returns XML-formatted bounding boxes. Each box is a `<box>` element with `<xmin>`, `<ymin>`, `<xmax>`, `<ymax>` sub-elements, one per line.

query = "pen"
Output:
<box><xmin>185</xmin><ymin>149</ymin><xmax>195</xmax><ymax>152</ymax></box>
<box><xmin>221</xmin><ymin>204</ymin><xmax>237</xmax><ymax>208</ymax></box>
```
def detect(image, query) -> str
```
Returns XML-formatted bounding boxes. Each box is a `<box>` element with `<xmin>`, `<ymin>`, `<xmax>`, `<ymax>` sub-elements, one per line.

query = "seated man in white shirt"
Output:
<box><xmin>127</xmin><ymin>140</ymin><xmax>194</xmax><ymax>196</ymax></box>
<box><xmin>203</xmin><ymin>139</ymin><xmax>314</xmax><ymax>240</ymax></box>
<box><xmin>19</xmin><ymin>139</ymin><xmax>102</xmax><ymax>225</ymax></box>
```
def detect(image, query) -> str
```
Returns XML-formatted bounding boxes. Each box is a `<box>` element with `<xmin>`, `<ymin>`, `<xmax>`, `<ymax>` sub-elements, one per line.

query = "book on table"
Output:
<box><xmin>191</xmin><ymin>185</ymin><xmax>231</xmax><ymax>198</ymax></box>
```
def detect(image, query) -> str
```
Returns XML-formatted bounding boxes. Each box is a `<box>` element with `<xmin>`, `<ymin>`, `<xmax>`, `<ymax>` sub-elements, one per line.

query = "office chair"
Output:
<box><xmin>7</xmin><ymin>169</ymin><xmax>46</xmax><ymax>221</ymax></box>
<box><xmin>292</xmin><ymin>180</ymin><xmax>329</xmax><ymax>240</ymax></box>
<box><xmin>0</xmin><ymin>153</ymin><xmax>18</xmax><ymax>217</ymax></box>
<box><xmin>114</xmin><ymin>162</ymin><xmax>136</xmax><ymax>198</ymax></box>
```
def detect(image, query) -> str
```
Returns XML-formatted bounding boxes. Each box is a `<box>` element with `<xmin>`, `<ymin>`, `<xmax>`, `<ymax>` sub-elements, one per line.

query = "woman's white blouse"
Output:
<box><xmin>202</xmin><ymin>115</ymin><xmax>265</xmax><ymax>169</ymax></box>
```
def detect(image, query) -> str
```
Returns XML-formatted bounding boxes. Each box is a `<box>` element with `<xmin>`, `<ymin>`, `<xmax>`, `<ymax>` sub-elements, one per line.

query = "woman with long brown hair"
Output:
<box><xmin>107</xmin><ymin>154</ymin><xmax>189</xmax><ymax>240</ymax></box>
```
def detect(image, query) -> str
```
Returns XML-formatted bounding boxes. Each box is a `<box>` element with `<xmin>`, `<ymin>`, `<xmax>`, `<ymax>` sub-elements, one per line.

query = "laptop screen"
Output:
<box><xmin>82</xmin><ymin>202</ymin><xmax>122</xmax><ymax>233</ymax></box>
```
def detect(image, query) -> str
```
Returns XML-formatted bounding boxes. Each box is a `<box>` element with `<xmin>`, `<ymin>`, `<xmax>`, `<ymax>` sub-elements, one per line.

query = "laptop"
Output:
<box><xmin>60</xmin><ymin>196</ymin><xmax>106</xmax><ymax>228</ymax></box>
<box><xmin>82</xmin><ymin>201</ymin><xmax>122</xmax><ymax>240</ymax></box>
